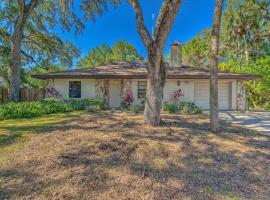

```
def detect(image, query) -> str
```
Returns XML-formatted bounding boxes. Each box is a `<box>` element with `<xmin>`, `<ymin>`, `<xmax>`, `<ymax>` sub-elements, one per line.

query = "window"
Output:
<box><xmin>69</xmin><ymin>81</ymin><xmax>81</xmax><ymax>98</ymax></box>
<box><xmin>138</xmin><ymin>81</ymin><xmax>147</xmax><ymax>98</ymax></box>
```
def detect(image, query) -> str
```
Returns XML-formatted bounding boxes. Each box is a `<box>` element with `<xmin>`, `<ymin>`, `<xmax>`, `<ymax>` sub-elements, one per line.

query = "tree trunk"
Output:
<box><xmin>8</xmin><ymin>0</ymin><xmax>37</xmax><ymax>102</ymax></box>
<box><xmin>209</xmin><ymin>0</ymin><xmax>223</xmax><ymax>132</ymax></box>
<box><xmin>9</xmin><ymin>26</ymin><xmax>23</xmax><ymax>102</ymax></box>
<box><xmin>144</xmin><ymin>56</ymin><xmax>166</xmax><ymax>126</ymax></box>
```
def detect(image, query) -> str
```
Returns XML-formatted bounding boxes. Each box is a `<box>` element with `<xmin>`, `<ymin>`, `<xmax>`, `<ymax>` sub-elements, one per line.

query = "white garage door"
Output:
<box><xmin>194</xmin><ymin>81</ymin><xmax>231</xmax><ymax>110</ymax></box>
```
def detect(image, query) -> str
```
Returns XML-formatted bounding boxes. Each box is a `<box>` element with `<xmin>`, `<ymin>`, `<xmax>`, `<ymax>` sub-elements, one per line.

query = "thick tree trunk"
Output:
<box><xmin>8</xmin><ymin>0</ymin><xmax>37</xmax><ymax>102</ymax></box>
<box><xmin>144</xmin><ymin>57</ymin><xmax>165</xmax><ymax>126</ymax></box>
<box><xmin>127</xmin><ymin>0</ymin><xmax>182</xmax><ymax>126</ymax></box>
<box><xmin>9</xmin><ymin>28</ymin><xmax>23</xmax><ymax>102</ymax></box>
<box><xmin>209</xmin><ymin>0</ymin><xmax>223</xmax><ymax>132</ymax></box>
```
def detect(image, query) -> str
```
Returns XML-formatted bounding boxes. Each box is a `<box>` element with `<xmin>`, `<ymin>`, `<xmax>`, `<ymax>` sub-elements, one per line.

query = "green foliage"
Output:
<box><xmin>178</xmin><ymin>102</ymin><xmax>203</xmax><ymax>114</ymax></box>
<box><xmin>183</xmin><ymin>29</ymin><xmax>211</xmax><ymax>67</ymax></box>
<box><xmin>64</xmin><ymin>98</ymin><xmax>105</xmax><ymax>111</ymax></box>
<box><xmin>220</xmin><ymin>56</ymin><xmax>270</xmax><ymax>108</ymax></box>
<box><xmin>130</xmin><ymin>105</ymin><xmax>143</xmax><ymax>113</ymax></box>
<box><xmin>76</xmin><ymin>40</ymin><xmax>141</xmax><ymax>68</ymax></box>
<box><xmin>0</xmin><ymin>0</ymin><xmax>81</xmax><ymax>84</ymax></box>
<box><xmin>183</xmin><ymin>0</ymin><xmax>270</xmax><ymax>109</ymax></box>
<box><xmin>222</xmin><ymin>0</ymin><xmax>269</xmax><ymax>62</ymax></box>
<box><xmin>163</xmin><ymin>102</ymin><xmax>202</xmax><ymax>114</ymax></box>
<box><xmin>163</xmin><ymin>103</ymin><xmax>178</xmax><ymax>113</ymax></box>
<box><xmin>0</xmin><ymin>98</ymin><xmax>104</xmax><ymax>120</ymax></box>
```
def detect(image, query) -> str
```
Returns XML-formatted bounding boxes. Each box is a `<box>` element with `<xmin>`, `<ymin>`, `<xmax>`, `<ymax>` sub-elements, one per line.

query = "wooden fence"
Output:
<box><xmin>0</xmin><ymin>87</ymin><xmax>45</xmax><ymax>103</ymax></box>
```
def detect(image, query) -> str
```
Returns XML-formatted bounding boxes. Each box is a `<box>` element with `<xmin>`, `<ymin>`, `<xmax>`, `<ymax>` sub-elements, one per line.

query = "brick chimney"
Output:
<box><xmin>170</xmin><ymin>41</ymin><xmax>182</xmax><ymax>67</ymax></box>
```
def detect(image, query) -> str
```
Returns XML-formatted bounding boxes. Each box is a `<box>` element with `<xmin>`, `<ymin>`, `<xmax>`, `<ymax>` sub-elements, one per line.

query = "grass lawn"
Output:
<box><xmin>0</xmin><ymin>111</ymin><xmax>84</xmax><ymax>164</ymax></box>
<box><xmin>0</xmin><ymin>111</ymin><xmax>269</xmax><ymax>200</ymax></box>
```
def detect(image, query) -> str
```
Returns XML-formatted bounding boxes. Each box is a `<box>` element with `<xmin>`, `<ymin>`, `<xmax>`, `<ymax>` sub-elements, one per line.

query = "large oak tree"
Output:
<box><xmin>127</xmin><ymin>0</ymin><xmax>183</xmax><ymax>125</ymax></box>
<box><xmin>77</xmin><ymin>0</ymin><xmax>183</xmax><ymax>125</ymax></box>
<box><xmin>0</xmin><ymin>0</ymin><xmax>82</xmax><ymax>102</ymax></box>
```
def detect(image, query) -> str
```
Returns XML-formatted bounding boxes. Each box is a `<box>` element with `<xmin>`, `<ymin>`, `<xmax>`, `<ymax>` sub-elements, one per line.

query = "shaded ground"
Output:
<box><xmin>0</xmin><ymin>112</ymin><xmax>83</xmax><ymax>164</ymax></box>
<box><xmin>218</xmin><ymin>111</ymin><xmax>270</xmax><ymax>134</ymax></box>
<box><xmin>0</xmin><ymin>111</ymin><xmax>269</xmax><ymax>200</ymax></box>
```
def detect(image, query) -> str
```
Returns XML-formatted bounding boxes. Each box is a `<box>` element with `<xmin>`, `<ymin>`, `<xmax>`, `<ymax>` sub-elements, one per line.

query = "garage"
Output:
<box><xmin>194</xmin><ymin>81</ymin><xmax>232</xmax><ymax>110</ymax></box>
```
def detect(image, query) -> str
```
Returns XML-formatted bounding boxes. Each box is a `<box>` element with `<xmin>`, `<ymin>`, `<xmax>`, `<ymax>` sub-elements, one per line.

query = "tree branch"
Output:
<box><xmin>0</xmin><ymin>29</ymin><xmax>12</xmax><ymax>43</ymax></box>
<box><xmin>127</xmin><ymin>0</ymin><xmax>153</xmax><ymax>50</ymax></box>
<box><xmin>154</xmin><ymin>0</ymin><xmax>182</xmax><ymax>52</ymax></box>
<box><xmin>24</xmin><ymin>0</ymin><xmax>38</xmax><ymax>19</ymax></box>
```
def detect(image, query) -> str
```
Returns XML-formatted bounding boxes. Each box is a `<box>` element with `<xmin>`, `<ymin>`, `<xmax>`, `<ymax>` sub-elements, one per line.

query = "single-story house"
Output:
<box><xmin>32</xmin><ymin>42</ymin><xmax>258</xmax><ymax>111</ymax></box>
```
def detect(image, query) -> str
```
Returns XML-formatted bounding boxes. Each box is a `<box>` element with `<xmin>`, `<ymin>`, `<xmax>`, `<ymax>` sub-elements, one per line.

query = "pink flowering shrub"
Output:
<box><xmin>45</xmin><ymin>87</ymin><xmax>61</xmax><ymax>98</ymax></box>
<box><xmin>122</xmin><ymin>88</ymin><xmax>134</xmax><ymax>108</ymax></box>
<box><xmin>170</xmin><ymin>89</ymin><xmax>184</xmax><ymax>103</ymax></box>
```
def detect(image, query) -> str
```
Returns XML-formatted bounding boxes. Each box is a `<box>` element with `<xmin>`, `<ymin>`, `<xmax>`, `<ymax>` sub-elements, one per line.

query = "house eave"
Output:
<box><xmin>31</xmin><ymin>74</ymin><xmax>260</xmax><ymax>80</ymax></box>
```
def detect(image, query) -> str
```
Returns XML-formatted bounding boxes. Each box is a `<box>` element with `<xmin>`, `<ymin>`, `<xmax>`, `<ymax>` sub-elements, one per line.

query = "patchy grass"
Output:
<box><xmin>0</xmin><ymin>112</ymin><xmax>269</xmax><ymax>200</ymax></box>
<box><xmin>0</xmin><ymin>111</ymin><xmax>84</xmax><ymax>164</ymax></box>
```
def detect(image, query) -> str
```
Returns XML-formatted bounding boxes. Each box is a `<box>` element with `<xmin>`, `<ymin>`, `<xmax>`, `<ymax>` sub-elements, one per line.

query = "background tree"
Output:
<box><xmin>183</xmin><ymin>0</ymin><xmax>269</xmax><ymax>110</ymax></box>
<box><xmin>183</xmin><ymin>29</ymin><xmax>211</xmax><ymax>68</ymax></box>
<box><xmin>209</xmin><ymin>0</ymin><xmax>223</xmax><ymax>132</ymax></box>
<box><xmin>220</xmin><ymin>0</ymin><xmax>270</xmax><ymax>109</ymax></box>
<box><xmin>222</xmin><ymin>0</ymin><xmax>269</xmax><ymax>64</ymax></box>
<box><xmin>76</xmin><ymin>40</ymin><xmax>141</xmax><ymax>68</ymax></box>
<box><xmin>0</xmin><ymin>0</ymin><xmax>82</xmax><ymax>101</ymax></box>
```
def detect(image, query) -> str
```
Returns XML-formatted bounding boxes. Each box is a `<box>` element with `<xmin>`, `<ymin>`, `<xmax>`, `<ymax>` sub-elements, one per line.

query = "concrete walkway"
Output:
<box><xmin>217</xmin><ymin>111</ymin><xmax>270</xmax><ymax>134</ymax></box>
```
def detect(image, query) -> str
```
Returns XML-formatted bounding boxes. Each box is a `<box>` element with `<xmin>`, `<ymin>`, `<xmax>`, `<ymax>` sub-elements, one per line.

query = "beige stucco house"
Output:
<box><xmin>32</xmin><ymin>42</ymin><xmax>258</xmax><ymax>111</ymax></box>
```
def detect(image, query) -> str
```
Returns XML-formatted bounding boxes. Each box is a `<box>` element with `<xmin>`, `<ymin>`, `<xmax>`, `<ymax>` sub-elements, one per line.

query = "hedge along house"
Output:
<box><xmin>32</xmin><ymin>42</ymin><xmax>258</xmax><ymax>111</ymax></box>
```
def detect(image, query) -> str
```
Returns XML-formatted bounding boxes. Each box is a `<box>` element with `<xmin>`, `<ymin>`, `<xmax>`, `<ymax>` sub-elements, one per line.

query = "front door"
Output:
<box><xmin>109</xmin><ymin>80</ymin><xmax>121</xmax><ymax>108</ymax></box>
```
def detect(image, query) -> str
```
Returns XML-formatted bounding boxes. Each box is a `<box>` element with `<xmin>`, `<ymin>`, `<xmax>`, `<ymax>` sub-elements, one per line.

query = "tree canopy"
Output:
<box><xmin>76</xmin><ymin>40</ymin><xmax>141</xmax><ymax>68</ymax></box>
<box><xmin>0</xmin><ymin>0</ymin><xmax>82</xmax><ymax>94</ymax></box>
<box><xmin>183</xmin><ymin>29</ymin><xmax>211</xmax><ymax>68</ymax></box>
<box><xmin>183</xmin><ymin>0</ymin><xmax>270</xmax><ymax>109</ymax></box>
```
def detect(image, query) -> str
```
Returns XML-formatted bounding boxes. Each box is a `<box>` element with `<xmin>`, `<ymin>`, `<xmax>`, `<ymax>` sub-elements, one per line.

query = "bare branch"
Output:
<box><xmin>154</xmin><ymin>0</ymin><xmax>183</xmax><ymax>52</ymax></box>
<box><xmin>24</xmin><ymin>0</ymin><xmax>38</xmax><ymax>19</ymax></box>
<box><xmin>127</xmin><ymin>0</ymin><xmax>153</xmax><ymax>50</ymax></box>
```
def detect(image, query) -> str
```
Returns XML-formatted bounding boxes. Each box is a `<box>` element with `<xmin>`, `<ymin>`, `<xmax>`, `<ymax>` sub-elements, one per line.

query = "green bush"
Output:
<box><xmin>162</xmin><ymin>102</ymin><xmax>202</xmax><ymax>114</ymax></box>
<box><xmin>64</xmin><ymin>98</ymin><xmax>105</xmax><ymax>110</ymax></box>
<box><xmin>178</xmin><ymin>102</ymin><xmax>203</xmax><ymax>114</ymax></box>
<box><xmin>163</xmin><ymin>103</ymin><xmax>178</xmax><ymax>113</ymax></box>
<box><xmin>264</xmin><ymin>103</ymin><xmax>270</xmax><ymax>111</ymax></box>
<box><xmin>0</xmin><ymin>98</ymin><xmax>105</xmax><ymax>120</ymax></box>
<box><xmin>130</xmin><ymin>105</ymin><xmax>143</xmax><ymax>113</ymax></box>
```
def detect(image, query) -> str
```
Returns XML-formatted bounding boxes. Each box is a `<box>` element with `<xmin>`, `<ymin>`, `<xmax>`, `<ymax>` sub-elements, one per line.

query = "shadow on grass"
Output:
<box><xmin>0</xmin><ymin>112</ymin><xmax>83</xmax><ymax>147</ymax></box>
<box><xmin>0</xmin><ymin>112</ymin><xmax>269</xmax><ymax>199</ymax></box>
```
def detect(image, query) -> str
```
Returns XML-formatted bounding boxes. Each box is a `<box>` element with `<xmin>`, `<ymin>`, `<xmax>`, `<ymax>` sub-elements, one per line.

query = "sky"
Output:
<box><xmin>57</xmin><ymin>0</ymin><xmax>216</xmax><ymax>64</ymax></box>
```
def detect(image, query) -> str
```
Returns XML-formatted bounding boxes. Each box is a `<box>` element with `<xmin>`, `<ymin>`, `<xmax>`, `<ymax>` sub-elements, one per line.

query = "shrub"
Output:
<box><xmin>121</xmin><ymin>89</ymin><xmax>134</xmax><ymax>109</ymax></box>
<box><xmin>64</xmin><ymin>98</ymin><xmax>105</xmax><ymax>110</ymax></box>
<box><xmin>264</xmin><ymin>103</ymin><xmax>270</xmax><ymax>111</ymax></box>
<box><xmin>178</xmin><ymin>102</ymin><xmax>203</xmax><ymax>114</ymax></box>
<box><xmin>0</xmin><ymin>98</ymin><xmax>105</xmax><ymax>120</ymax></box>
<box><xmin>163</xmin><ymin>103</ymin><xmax>178</xmax><ymax>113</ymax></box>
<box><xmin>130</xmin><ymin>105</ymin><xmax>142</xmax><ymax>113</ymax></box>
<box><xmin>45</xmin><ymin>87</ymin><xmax>61</xmax><ymax>98</ymax></box>
<box><xmin>162</xmin><ymin>102</ymin><xmax>202</xmax><ymax>114</ymax></box>
<box><xmin>170</xmin><ymin>89</ymin><xmax>184</xmax><ymax>103</ymax></box>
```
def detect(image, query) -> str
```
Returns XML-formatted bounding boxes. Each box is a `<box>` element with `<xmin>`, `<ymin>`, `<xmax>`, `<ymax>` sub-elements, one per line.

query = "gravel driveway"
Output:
<box><xmin>218</xmin><ymin>111</ymin><xmax>270</xmax><ymax>134</ymax></box>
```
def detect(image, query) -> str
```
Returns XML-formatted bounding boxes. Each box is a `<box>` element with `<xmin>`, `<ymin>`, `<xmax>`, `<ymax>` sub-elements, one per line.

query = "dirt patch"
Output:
<box><xmin>0</xmin><ymin>112</ymin><xmax>269</xmax><ymax>200</ymax></box>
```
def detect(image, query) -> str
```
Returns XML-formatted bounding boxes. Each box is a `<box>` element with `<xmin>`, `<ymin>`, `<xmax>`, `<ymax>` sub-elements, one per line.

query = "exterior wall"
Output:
<box><xmin>47</xmin><ymin>78</ymin><xmax>242</xmax><ymax>111</ymax></box>
<box><xmin>48</xmin><ymin>79</ymin><xmax>95</xmax><ymax>99</ymax></box>
<box><xmin>130</xmin><ymin>79</ymin><xmax>198</xmax><ymax>106</ymax></box>
<box><xmin>163</xmin><ymin>79</ymin><xmax>194</xmax><ymax>103</ymax></box>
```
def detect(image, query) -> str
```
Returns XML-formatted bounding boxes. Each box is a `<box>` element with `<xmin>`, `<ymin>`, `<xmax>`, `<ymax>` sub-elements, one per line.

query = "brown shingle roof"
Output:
<box><xmin>32</xmin><ymin>62</ymin><xmax>259</xmax><ymax>80</ymax></box>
